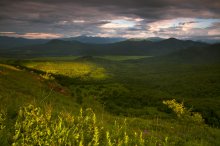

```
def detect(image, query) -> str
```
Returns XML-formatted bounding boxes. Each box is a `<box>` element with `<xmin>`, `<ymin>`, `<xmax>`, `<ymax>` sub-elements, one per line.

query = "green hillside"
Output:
<box><xmin>1</xmin><ymin>56</ymin><xmax>220</xmax><ymax>145</ymax></box>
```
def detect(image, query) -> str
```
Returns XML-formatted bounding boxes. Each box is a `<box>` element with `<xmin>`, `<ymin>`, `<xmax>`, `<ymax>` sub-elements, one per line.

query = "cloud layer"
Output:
<box><xmin>0</xmin><ymin>0</ymin><xmax>220</xmax><ymax>40</ymax></box>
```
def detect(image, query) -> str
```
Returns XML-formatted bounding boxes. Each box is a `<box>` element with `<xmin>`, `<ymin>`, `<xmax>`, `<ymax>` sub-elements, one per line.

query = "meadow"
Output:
<box><xmin>0</xmin><ymin>56</ymin><xmax>220</xmax><ymax>145</ymax></box>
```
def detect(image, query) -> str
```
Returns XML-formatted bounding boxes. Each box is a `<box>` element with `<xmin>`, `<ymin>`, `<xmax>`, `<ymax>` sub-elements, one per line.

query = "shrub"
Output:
<box><xmin>40</xmin><ymin>72</ymin><xmax>54</xmax><ymax>80</ymax></box>
<box><xmin>163</xmin><ymin>99</ymin><xmax>204</xmax><ymax>124</ymax></box>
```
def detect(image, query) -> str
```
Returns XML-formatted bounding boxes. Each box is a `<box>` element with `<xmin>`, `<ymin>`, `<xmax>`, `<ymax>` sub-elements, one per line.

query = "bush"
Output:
<box><xmin>163</xmin><ymin>99</ymin><xmax>204</xmax><ymax>124</ymax></box>
<box><xmin>40</xmin><ymin>72</ymin><xmax>55</xmax><ymax>80</ymax></box>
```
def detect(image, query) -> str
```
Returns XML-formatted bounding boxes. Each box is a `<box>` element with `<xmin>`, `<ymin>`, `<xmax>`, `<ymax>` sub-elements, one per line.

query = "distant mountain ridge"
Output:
<box><xmin>0</xmin><ymin>37</ymin><xmax>208</xmax><ymax>58</ymax></box>
<box><xmin>132</xmin><ymin>43</ymin><xmax>220</xmax><ymax>64</ymax></box>
<box><xmin>0</xmin><ymin>36</ymin><xmax>125</xmax><ymax>49</ymax></box>
<box><xmin>128</xmin><ymin>37</ymin><xmax>165</xmax><ymax>42</ymax></box>
<box><xmin>0</xmin><ymin>36</ymin><xmax>49</xmax><ymax>49</ymax></box>
<box><xmin>62</xmin><ymin>36</ymin><xmax>126</xmax><ymax>44</ymax></box>
<box><xmin>163</xmin><ymin>43</ymin><xmax>220</xmax><ymax>63</ymax></box>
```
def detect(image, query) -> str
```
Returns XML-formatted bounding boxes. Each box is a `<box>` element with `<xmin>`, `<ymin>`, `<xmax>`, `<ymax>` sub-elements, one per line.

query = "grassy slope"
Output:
<box><xmin>0</xmin><ymin>59</ymin><xmax>220</xmax><ymax>145</ymax></box>
<box><xmin>0</xmin><ymin>63</ymin><xmax>80</xmax><ymax>114</ymax></box>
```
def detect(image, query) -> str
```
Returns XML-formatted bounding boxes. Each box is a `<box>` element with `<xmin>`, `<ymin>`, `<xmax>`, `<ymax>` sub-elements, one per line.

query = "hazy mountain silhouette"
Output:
<box><xmin>128</xmin><ymin>37</ymin><xmax>164</xmax><ymax>42</ymax></box>
<box><xmin>0</xmin><ymin>38</ymin><xmax>208</xmax><ymax>58</ymax></box>
<box><xmin>62</xmin><ymin>36</ymin><xmax>126</xmax><ymax>44</ymax></box>
<box><xmin>0</xmin><ymin>36</ymin><xmax>49</xmax><ymax>49</ymax></box>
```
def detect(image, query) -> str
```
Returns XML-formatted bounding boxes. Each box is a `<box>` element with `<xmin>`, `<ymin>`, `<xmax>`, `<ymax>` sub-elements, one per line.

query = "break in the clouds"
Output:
<box><xmin>0</xmin><ymin>0</ymin><xmax>220</xmax><ymax>40</ymax></box>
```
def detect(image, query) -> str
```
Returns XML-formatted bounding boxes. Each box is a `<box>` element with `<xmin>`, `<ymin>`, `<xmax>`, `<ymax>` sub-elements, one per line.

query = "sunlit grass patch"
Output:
<box><xmin>23</xmin><ymin>61</ymin><xmax>109</xmax><ymax>80</ymax></box>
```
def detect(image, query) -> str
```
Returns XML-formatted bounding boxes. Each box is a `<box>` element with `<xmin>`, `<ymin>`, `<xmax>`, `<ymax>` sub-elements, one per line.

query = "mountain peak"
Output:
<box><xmin>47</xmin><ymin>39</ymin><xmax>66</xmax><ymax>44</ymax></box>
<box><xmin>167</xmin><ymin>38</ymin><xmax>179</xmax><ymax>41</ymax></box>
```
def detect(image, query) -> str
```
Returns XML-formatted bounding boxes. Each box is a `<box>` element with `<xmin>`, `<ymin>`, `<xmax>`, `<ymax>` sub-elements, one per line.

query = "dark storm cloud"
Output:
<box><xmin>0</xmin><ymin>0</ymin><xmax>220</xmax><ymax>38</ymax></box>
<box><xmin>4</xmin><ymin>0</ymin><xmax>219</xmax><ymax>18</ymax></box>
<box><xmin>1</xmin><ymin>0</ymin><xmax>219</xmax><ymax>22</ymax></box>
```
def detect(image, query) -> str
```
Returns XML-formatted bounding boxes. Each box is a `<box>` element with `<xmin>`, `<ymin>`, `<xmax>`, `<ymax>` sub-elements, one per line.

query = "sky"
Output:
<box><xmin>0</xmin><ymin>0</ymin><xmax>220</xmax><ymax>41</ymax></box>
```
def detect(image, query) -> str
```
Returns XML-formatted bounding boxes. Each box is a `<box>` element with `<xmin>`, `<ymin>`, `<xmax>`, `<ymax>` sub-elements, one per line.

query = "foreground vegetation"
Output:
<box><xmin>0</xmin><ymin>100</ymin><xmax>217</xmax><ymax>146</ymax></box>
<box><xmin>1</xmin><ymin>104</ymin><xmax>166</xmax><ymax>146</ymax></box>
<box><xmin>0</xmin><ymin>56</ymin><xmax>220</xmax><ymax>145</ymax></box>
